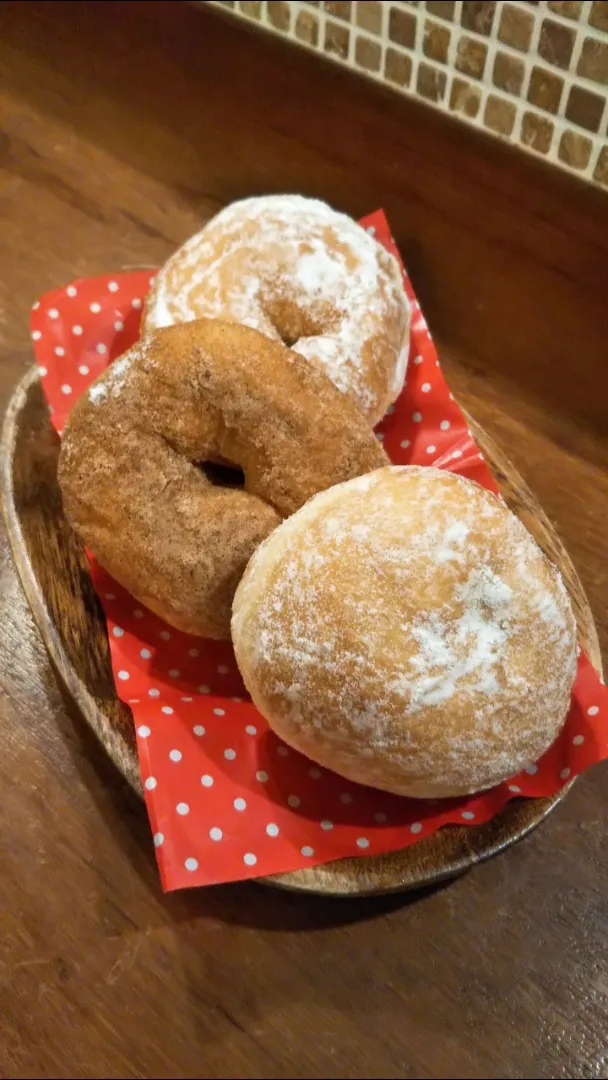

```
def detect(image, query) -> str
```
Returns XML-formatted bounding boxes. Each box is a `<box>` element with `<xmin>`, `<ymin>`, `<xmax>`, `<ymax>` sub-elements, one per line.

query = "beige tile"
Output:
<box><xmin>389</xmin><ymin>6</ymin><xmax>417</xmax><ymax>49</ymax></box>
<box><xmin>426</xmin><ymin>0</ymin><xmax>455</xmax><ymax>19</ymax></box>
<box><xmin>267</xmin><ymin>1</ymin><xmax>291</xmax><ymax>31</ymax></box>
<box><xmin>455</xmin><ymin>35</ymin><xmax>487</xmax><ymax>80</ymax></box>
<box><xmin>593</xmin><ymin>146</ymin><xmax>608</xmax><ymax>186</ymax></box>
<box><xmin>565</xmin><ymin>85</ymin><xmax>605</xmax><ymax>133</ymax></box>
<box><xmin>547</xmin><ymin>1</ymin><xmax>582</xmax><ymax>18</ymax></box>
<box><xmin>450</xmin><ymin>76</ymin><xmax>481</xmax><ymax>118</ymax></box>
<box><xmin>384</xmin><ymin>46</ymin><xmax>413</xmax><ymax>87</ymax></box>
<box><xmin>577</xmin><ymin>38</ymin><xmax>608</xmax><ymax>87</ymax></box>
<box><xmin>324</xmin><ymin>18</ymin><xmax>350</xmax><ymax>57</ymax></box>
<box><xmin>484</xmin><ymin>94</ymin><xmax>517</xmax><ymax>136</ymax></box>
<box><xmin>460</xmin><ymin>1</ymin><xmax>496</xmax><ymax>36</ymax></box>
<box><xmin>417</xmin><ymin>61</ymin><xmax>447</xmax><ymax>102</ymax></box>
<box><xmin>521</xmin><ymin>111</ymin><xmax>554</xmax><ymax>154</ymax></box>
<box><xmin>589</xmin><ymin>1</ymin><xmax>608</xmax><ymax>32</ymax></box>
<box><xmin>355</xmin><ymin>0</ymin><xmax>382</xmax><ymax>34</ymax></box>
<box><xmin>355</xmin><ymin>34</ymin><xmax>381</xmax><ymax>72</ymax></box>
<box><xmin>558</xmin><ymin>129</ymin><xmax>593</xmax><ymax>170</ymax></box>
<box><xmin>295</xmin><ymin>9</ymin><xmax>319</xmax><ymax>46</ymax></box>
<box><xmin>498</xmin><ymin>4</ymin><xmax>534</xmax><ymax>52</ymax></box>
<box><xmin>238</xmin><ymin>1</ymin><xmax>262</xmax><ymax>17</ymax></box>
<box><xmin>538</xmin><ymin>18</ymin><xmax>576</xmax><ymax>70</ymax></box>
<box><xmin>423</xmin><ymin>19</ymin><xmax>450</xmax><ymax>64</ymax></box>
<box><xmin>493</xmin><ymin>51</ymin><xmax>525</xmax><ymax>96</ymax></box>
<box><xmin>324</xmin><ymin>1</ymin><xmax>352</xmax><ymax>21</ymax></box>
<box><xmin>527</xmin><ymin>66</ymin><xmax>564</xmax><ymax>113</ymax></box>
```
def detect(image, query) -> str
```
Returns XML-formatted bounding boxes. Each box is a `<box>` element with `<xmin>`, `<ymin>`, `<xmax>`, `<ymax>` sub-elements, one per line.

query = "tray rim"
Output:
<box><xmin>2</xmin><ymin>365</ymin><xmax>601</xmax><ymax>896</ymax></box>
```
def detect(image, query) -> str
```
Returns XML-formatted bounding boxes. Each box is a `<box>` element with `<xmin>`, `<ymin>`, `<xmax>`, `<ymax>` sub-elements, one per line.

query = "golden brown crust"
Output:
<box><xmin>58</xmin><ymin>319</ymin><xmax>388</xmax><ymax>638</ymax></box>
<box><xmin>232</xmin><ymin>467</ymin><xmax>578</xmax><ymax>797</ymax></box>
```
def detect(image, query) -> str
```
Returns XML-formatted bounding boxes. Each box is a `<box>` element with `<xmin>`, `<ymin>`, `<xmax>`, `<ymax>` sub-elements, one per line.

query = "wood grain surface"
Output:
<box><xmin>3</xmin><ymin>365</ymin><xmax>602</xmax><ymax>898</ymax></box>
<box><xmin>0</xmin><ymin>2</ymin><xmax>607</xmax><ymax>1077</ymax></box>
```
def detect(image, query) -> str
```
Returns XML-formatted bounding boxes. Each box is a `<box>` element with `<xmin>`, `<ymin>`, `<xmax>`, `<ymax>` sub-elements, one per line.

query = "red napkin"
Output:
<box><xmin>30</xmin><ymin>209</ymin><xmax>608</xmax><ymax>890</ymax></box>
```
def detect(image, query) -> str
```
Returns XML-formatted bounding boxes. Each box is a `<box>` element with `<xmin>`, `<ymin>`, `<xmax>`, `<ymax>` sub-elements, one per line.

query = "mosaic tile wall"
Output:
<box><xmin>209</xmin><ymin>1</ymin><xmax>608</xmax><ymax>188</ymax></box>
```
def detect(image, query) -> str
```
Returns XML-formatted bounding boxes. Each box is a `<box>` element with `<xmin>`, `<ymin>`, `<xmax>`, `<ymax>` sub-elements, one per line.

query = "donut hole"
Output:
<box><xmin>199</xmin><ymin>460</ymin><xmax>245</xmax><ymax>489</ymax></box>
<box><xmin>261</xmin><ymin>291</ymin><xmax>338</xmax><ymax>352</ymax></box>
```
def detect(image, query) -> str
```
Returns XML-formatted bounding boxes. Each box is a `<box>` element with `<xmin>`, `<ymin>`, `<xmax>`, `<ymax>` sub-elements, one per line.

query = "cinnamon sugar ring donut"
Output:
<box><xmin>143</xmin><ymin>195</ymin><xmax>410</xmax><ymax>426</ymax></box>
<box><xmin>58</xmin><ymin>318</ymin><xmax>388</xmax><ymax>639</ymax></box>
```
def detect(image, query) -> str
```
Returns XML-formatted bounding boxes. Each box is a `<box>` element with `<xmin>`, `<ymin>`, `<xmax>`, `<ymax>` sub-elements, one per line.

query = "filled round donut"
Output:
<box><xmin>58</xmin><ymin>319</ymin><xmax>387</xmax><ymax>639</ymax></box>
<box><xmin>143</xmin><ymin>195</ymin><xmax>410</xmax><ymax>425</ymax></box>
<box><xmin>232</xmin><ymin>466</ymin><xmax>577</xmax><ymax>798</ymax></box>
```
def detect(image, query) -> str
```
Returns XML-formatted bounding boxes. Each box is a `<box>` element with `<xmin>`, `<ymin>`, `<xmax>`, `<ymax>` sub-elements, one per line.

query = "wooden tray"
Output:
<box><xmin>2</xmin><ymin>367</ymin><xmax>602</xmax><ymax>895</ymax></box>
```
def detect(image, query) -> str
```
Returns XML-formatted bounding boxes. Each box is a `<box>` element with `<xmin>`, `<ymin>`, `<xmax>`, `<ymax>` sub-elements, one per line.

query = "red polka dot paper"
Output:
<box><xmin>30</xmin><ymin>209</ymin><xmax>608</xmax><ymax>891</ymax></box>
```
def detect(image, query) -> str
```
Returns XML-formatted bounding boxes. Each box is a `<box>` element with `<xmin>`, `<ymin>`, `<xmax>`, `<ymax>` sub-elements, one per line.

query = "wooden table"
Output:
<box><xmin>1</xmin><ymin>3</ymin><xmax>607</xmax><ymax>1078</ymax></box>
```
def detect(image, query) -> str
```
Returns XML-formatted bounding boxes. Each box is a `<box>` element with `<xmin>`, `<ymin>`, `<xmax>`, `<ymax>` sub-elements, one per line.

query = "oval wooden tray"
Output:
<box><xmin>2</xmin><ymin>367</ymin><xmax>602</xmax><ymax>895</ymax></box>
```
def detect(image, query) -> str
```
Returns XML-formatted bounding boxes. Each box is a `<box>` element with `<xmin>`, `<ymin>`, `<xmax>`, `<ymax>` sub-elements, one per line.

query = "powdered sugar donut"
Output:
<box><xmin>232</xmin><ymin>466</ymin><xmax>577</xmax><ymax>798</ymax></box>
<box><xmin>144</xmin><ymin>195</ymin><xmax>410</xmax><ymax>425</ymax></box>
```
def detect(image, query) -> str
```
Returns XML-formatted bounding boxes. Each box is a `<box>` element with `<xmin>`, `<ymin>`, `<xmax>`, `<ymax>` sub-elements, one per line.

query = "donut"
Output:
<box><xmin>143</xmin><ymin>195</ymin><xmax>410</xmax><ymax>425</ymax></box>
<box><xmin>58</xmin><ymin>319</ymin><xmax>388</xmax><ymax>639</ymax></box>
<box><xmin>232</xmin><ymin>466</ymin><xmax>577</xmax><ymax>798</ymax></box>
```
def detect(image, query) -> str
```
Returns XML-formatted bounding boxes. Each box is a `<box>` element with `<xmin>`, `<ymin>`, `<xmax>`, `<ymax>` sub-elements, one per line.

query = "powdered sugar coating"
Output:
<box><xmin>144</xmin><ymin>195</ymin><xmax>410</xmax><ymax>424</ymax></box>
<box><xmin>232</xmin><ymin>467</ymin><xmax>577</xmax><ymax>798</ymax></box>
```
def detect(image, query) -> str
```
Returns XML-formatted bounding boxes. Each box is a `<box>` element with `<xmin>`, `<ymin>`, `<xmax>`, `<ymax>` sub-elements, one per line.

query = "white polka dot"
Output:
<box><xmin>301</xmin><ymin>846</ymin><xmax>314</xmax><ymax>857</ymax></box>
<box><xmin>159</xmin><ymin>630</ymin><xmax>171</xmax><ymax>641</ymax></box>
<box><xmin>440</xmin><ymin>420</ymin><xmax>451</xmax><ymax>431</ymax></box>
<box><xmin>89</xmin><ymin>302</ymin><xmax>101</xmax><ymax>313</ymax></box>
<box><xmin>114</xmin><ymin>320</ymin><xmax>124</xmax><ymax>331</ymax></box>
<box><xmin>161</xmin><ymin>706</ymin><xmax>174</xmax><ymax>715</ymax></box>
<box><xmin>140</xmin><ymin>648</ymin><xmax>151</xmax><ymax>659</ymax></box>
<box><xmin>105</xmin><ymin>592</ymin><xmax>115</xmax><ymax>600</ymax></box>
<box><xmin>137</xmin><ymin>725</ymin><xmax>151</xmax><ymax>738</ymax></box>
<box><xmin>112</xmin><ymin>626</ymin><xmax>124</xmax><ymax>637</ymax></box>
<box><xmin>356</xmin><ymin>837</ymin><xmax>370</xmax><ymax>849</ymax></box>
<box><xmin>201</xmin><ymin>774</ymin><xmax>214</xmax><ymax>786</ymax></box>
<box><xmin>231</xmin><ymin>696</ymin><xmax>243</xmax><ymax>703</ymax></box>
<box><xmin>144</xmin><ymin>776</ymin><xmax>157</xmax><ymax>790</ymax></box>
<box><xmin>217</xmin><ymin>664</ymin><xmax>229</xmax><ymax>674</ymax></box>
<box><xmin>277</xmin><ymin>745</ymin><xmax>289</xmax><ymax>757</ymax></box>
<box><xmin>132</xmin><ymin>297</ymin><xmax>142</xmax><ymax>309</ymax></box>
<box><xmin>256</xmin><ymin>770</ymin><xmax>269</xmax><ymax>783</ymax></box>
<box><xmin>224</xmin><ymin>748</ymin><xmax>236</xmax><ymax>760</ymax></box>
<box><xmin>54</xmin><ymin>346</ymin><xmax>65</xmax><ymax>356</ymax></box>
<box><xmin>213</xmin><ymin>707</ymin><xmax>225</xmax><ymax>716</ymax></box>
<box><xmin>96</xmin><ymin>343</ymin><xmax>107</xmax><ymax>355</ymax></box>
<box><xmin>560</xmin><ymin>767</ymin><xmax>571</xmax><ymax>780</ymax></box>
<box><xmin>452</xmin><ymin>449</ymin><xmax>463</xmax><ymax>459</ymax></box>
<box><xmin>245</xmin><ymin>725</ymin><xmax>257</xmax><ymax>736</ymax></box>
<box><xmin>108</xmin><ymin>281</ymin><xmax>119</xmax><ymax>292</ymax></box>
<box><xmin>128</xmin><ymin>699</ymin><xmax>140</xmax><ymax>705</ymax></box>
<box><xmin>414</xmin><ymin>354</ymin><xmax>423</xmax><ymax>364</ymax></box>
<box><xmin>153</xmin><ymin>832</ymin><xmax>164</xmax><ymax>847</ymax></box>
<box><xmin>287</xmin><ymin>795</ymin><xmax>300</xmax><ymax>808</ymax></box>
<box><xmin>461</xmin><ymin>811</ymin><xmax>475</xmax><ymax>821</ymax></box>
<box><xmin>148</xmin><ymin>688</ymin><xmax>160</xmax><ymax>698</ymax></box>
<box><xmin>66</xmin><ymin>285</ymin><xmax>77</xmax><ymax>297</ymax></box>
<box><xmin>508</xmin><ymin>784</ymin><xmax>521</xmax><ymax>793</ymax></box>
<box><xmin>117</xmin><ymin>670</ymin><xmax>129</xmax><ymax>681</ymax></box>
<box><xmin>400</xmin><ymin>439</ymin><xmax>411</xmax><ymax>449</ymax></box>
<box><xmin>309</xmin><ymin>767</ymin><xmax>321</xmax><ymax>779</ymax></box>
<box><xmin>169</xmin><ymin>749</ymin><xmax>182</xmax><ymax>762</ymax></box>
<box><xmin>320</xmin><ymin>820</ymin><xmax>334</xmax><ymax>831</ymax></box>
<box><xmin>573</xmin><ymin>734</ymin><xmax>585</xmax><ymax>746</ymax></box>
<box><xmin>193</xmin><ymin>724</ymin><xmax>206</xmax><ymax>736</ymax></box>
<box><xmin>210</xmin><ymin>827</ymin><xmax>223</xmax><ymax>841</ymax></box>
<box><xmin>412</xmin><ymin>412</ymin><xmax>422</xmax><ymax>423</ymax></box>
<box><xmin>48</xmin><ymin>308</ymin><xmax>59</xmax><ymax>319</ymax></box>
<box><xmin>37</xmin><ymin>366</ymin><xmax>47</xmax><ymax>377</ymax></box>
<box><xmin>181</xmin><ymin>696</ymin><xmax>193</xmax><ymax>703</ymax></box>
<box><xmin>184</xmin><ymin>857</ymin><xmax>198</xmax><ymax>872</ymax></box>
<box><xmin>266</xmin><ymin>823</ymin><xmax>279</xmax><ymax>837</ymax></box>
<box><xmin>72</xmin><ymin>325</ymin><xmax>83</xmax><ymax>336</ymax></box>
<box><xmin>198</xmin><ymin>685</ymin><xmax>210</xmax><ymax>695</ymax></box>
<box><xmin>410</xmin><ymin>822</ymin><xmax>423</xmax><ymax>834</ymax></box>
<box><xmin>525</xmin><ymin>764</ymin><xmax>538</xmax><ymax>775</ymax></box>
<box><xmin>188</xmin><ymin>648</ymin><xmax>199</xmax><ymax>658</ymax></box>
<box><xmin>243</xmin><ymin>852</ymin><xmax>257</xmax><ymax>866</ymax></box>
<box><xmin>421</xmin><ymin>382</ymin><xmax>431</xmax><ymax>393</ymax></box>
<box><xmin>78</xmin><ymin>364</ymin><xmax>89</xmax><ymax>375</ymax></box>
<box><xmin>31</xmin><ymin>329</ymin><xmax>41</xmax><ymax>341</ymax></box>
<box><xmin>374</xmin><ymin>812</ymin><xmax>387</xmax><ymax>824</ymax></box>
<box><xmin>168</xmin><ymin>668</ymin><xmax>180</xmax><ymax>678</ymax></box>
<box><xmin>587</xmin><ymin>705</ymin><xmax>599</xmax><ymax>716</ymax></box>
<box><xmin>32</xmin><ymin>300</ymin><xmax>40</xmax><ymax>310</ymax></box>
<box><xmin>176</xmin><ymin>802</ymin><xmax>189</xmax><ymax>815</ymax></box>
<box><xmin>340</xmin><ymin>792</ymin><xmax>353</xmax><ymax>805</ymax></box>
<box><xmin>61</xmin><ymin>384</ymin><xmax>72</xmax><ymax>395</ymax></box>
<box><xmin>234</xmin><ymin>798</ymin><xmax>247</xmax><ymax>811</ymax></box>
<box><xmin>426</xmin><ymin>444</ymin><xmax>437</xmax><ymax>455</ymax></box>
